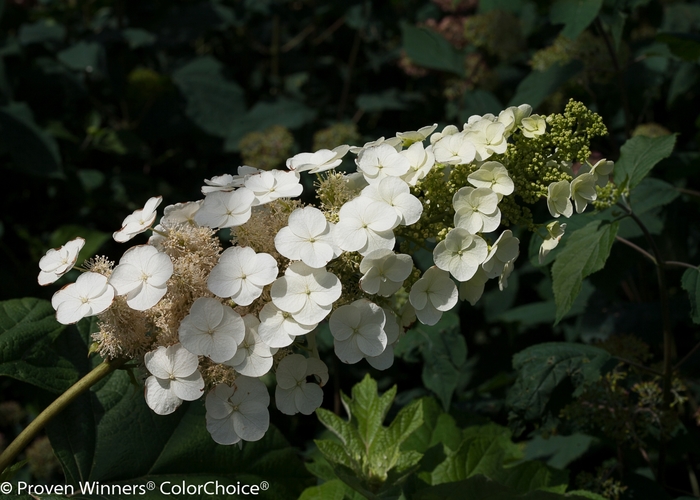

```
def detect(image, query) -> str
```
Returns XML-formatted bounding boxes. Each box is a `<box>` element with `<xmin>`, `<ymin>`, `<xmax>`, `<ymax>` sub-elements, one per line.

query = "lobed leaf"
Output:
<box><xmin>613</xmin><ymin>134</ymin><xmax>676</xmax><ymax>191</ymax></box>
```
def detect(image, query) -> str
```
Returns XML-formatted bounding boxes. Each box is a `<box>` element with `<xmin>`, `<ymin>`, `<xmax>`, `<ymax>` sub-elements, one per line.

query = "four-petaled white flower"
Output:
<box><xmin>275</xmin><ymin>354</ymin><xmax>328</xmax><ymax>415</ymax></box>
<box><xmin>178</xmin><ymin>297</ymin><xmax>246</xmax><ymax>363</ymax></box>
<box><xmin>453</xmin><ymin>187</ymin><xmax>501</xmax><ymax>234</ymax></box>
<box><xmin>271</xmin><ymin>262</ymin><xmax>342</xmax><ymax>325</ymax></box>
<box><xmin>194</xmin><ymin>188</ymin><xmax>255</xmax><ymax>228</ymax></box>
<box><xmin>349</xmin><ymin>136</ymin><xmax>402</xmax><ymax>155</ymax></box>
<box><xmin>400</xmin><ymin>141</ymin><xmax>435</xmax><ymax>186</ymax></box>
<box><xmin>144</xmin><ymin>344</ymin><xmax>204</xmax><ymax>415</ymax></box>
<box><xmin>224</xmin><ymin>315</ymin><xmax>275</xmax><ymax>377</ymax></box>
<box><xmin>409</xmin><ymin>267</ymin><xmax>458</xmax><ymax>326</ymax></box>
<box><xmin>201</xmin><ymin>166</ymin><xmax>261</xmax><ymax>194</ymax></box>
<box><xmin>334</xmin><ymin>197</ymin><xmax>399</xmax><ymax>255</ymax></box>
<box><xmin>286</xmin><ymin>145</ymin><xmax>350</xmax><ymax>173</ymax></box>
<box><xmin>539</xmin><ymin>221</ymin><xmax>566</xmax><ymax>264</ymax></box>
<box><xmin>366</xmin><ymin>308</ymin><xmax>401</xmax><ymax>370</ymax></box>
<box><xmin>258</xmin><ymin>301</ymin><xmax>316</xmax><ymax>348</ymax></box>
<box><xmin>38</xmin><ymin>237</ymin><xmax>85</xmax><ymax>285</ymax></box>
<box><xmin>356</xmin><ymin>144</ymin><xmax>410</xmax><ymax>183</ymax></box>
<box><xmin>160</xmin><ymin>201</ymin><xmax>201</xmax><ymax>225</ymax></box>
<box><xmin>464</xmin><ymin>119</ymin><xmax>507</xmax><ymax>161</ymax></box>
<box><xmin>330</xmin><ymin>300</ymin><xmax>387</xmax><ymax>364</ymax></box>
<box><xmin>275</xmin><ymin>206</ymin><xmax>337</xmax><ymax>268</ymax></box>
<box><xmin>205</xmin><ymin>376</ymin><xmax>270</xmax><ymax>445</ymax></box>
<box><xmin>396</xmin><ymin>124</ymin><xmax>438</xmax><ymax>145</ymax></box>
<box><xmin>359</xmin><ymin>249</ymin><xmax>413</xmax><ymax>296</ymax></box>
<box><xmin>459</xmin><ymin>267</ymin><xmax>489</xmax><ymax>305</ymax></box>
<box><xmin>51</xmin><ymin>271</ymin><xmax>114</xmax><ymax>324</ymax></box>
<box><xmin>361</xmin><ymin>177</ymin><xmax>423</xmax><ymax>226</ymax></box>
<box><xmin>433</xmin><ymin>228</ymin><xmax>488</xmax><ymax>281</ymax></box>
<box><xmin>571</xmin><ymin>172</ymin><xmax>597</xmax><ymax>213</ymax></box>
<box><xmin>467</xmin><ymin>161</ymin><xmax>514</xmax><ymax>199</ymax></box>
<box><xmin>589</xmin><ymin>158</ymin><xmax>614</xmax><ymax>187</ymax></box>
<box><xmin>109</xmin><ymin>245</ymin><xmax>173</xmax><ymax>311</ymax></box>
<box><xmin>433</xmin><ymin>132</ymin><xmax>476</xmax><ymax>165</ymax></box>
<box><xmin>498</xmin><ymin>104</ymin><xmax>532</xmax><ymax>136</ymax></box>
<box><xmin>546</xmin><ymin>180</ymin><xmax>573</xmax><ymax>218</ymax></box>
<box><xmin>482</xmin><ymin>230</ymin><xmax>520</xmax><ymax>280</ymax></box>
<box><xmin>520</xmin><ymin>114</ymin><xmax>546</xmax><ymax>138</ymax></box>
<box><xmin>208</xmin><ymin>246</ymin><xmax>278</xmax><ymax>306</ymax></box>
<box><xmin>113</xmin><ymin>196</ymin><xmax>162</xmax><ymax>243</ymax></box>
<box><xmin>244</xmin><ymin>170</ymin><xmax>303</xmax><ymax>206</ymax></box>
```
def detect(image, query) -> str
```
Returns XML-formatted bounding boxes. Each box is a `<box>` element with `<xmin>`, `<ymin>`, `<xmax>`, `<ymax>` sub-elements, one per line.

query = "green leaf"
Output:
<box><xmin>356</xmin><ymin>88</ymin><xmax>414</xmax><ymax>112</ymax></box>
<box><xmin>508</xmin><ymin>61</ymin><xmax>582</xmax><ymax>110</ymax></box>
<box><xmin>681</xmin><ymin>267</ymin><xmax>700</xmax><ymax>324</ymax></box>
<box><xmin>402</xmin><ymin>398</ymin><xmax>461</xmax><ymax>454</ymax></box>
<box><xmin>299</xmin><ymin>479</ymin><xmax>347</xmax><ymax>500</ymax></box>
<box><xmin>341</xmin><ymin>374</ymin><xmax>395</xmax><ymax>446</ymax></box>
<box><xmin>613</xmin><ymin>135</ymin><xmax>676</xmax><ymax>191</ymax></box>
<box><xmin>524</xmin><ymin>434</ymin><xmax>595</xmax><ymax>469</ymax></box>
<box><xmin>173</xmin><ymin>56</ymin><xmax>246</xmax><ymax>138</ymax></box>
<box><xmin>459</xmin><ymin>90</ymin><xmax>503</xmax><ymax>124</ymax></box>
<box><xmin>0</xmin><ymin>298</ymin><xmax>84</xmax><ymax>393</ymax></box>
<box><xmin>550</xmin><ymin>0</ymin><xmax>604</xmax><ymax>40</ymax></box>
<box><xmin>18</xmin><ymin>19</ymin><xmax>66</xmax><ymax>45</ymax></box>
<box><xmin>57</xmin><ymin>41</ymin><xmax>105</xmax><ymax>74</ymax></box>
<box><xmin>48</xmin><ymin>225</ymin><xmax>110</xmax><ymax>268</ymax></box>
<box><xmin>0</xmin><ymin>102</ymin><xmax>63</xmax><ymax>177</ymax></box>
<box><xmin>667</xmin><ymin>62</ymin><xmax>699</xmax><ymax>106</ymax></box>
<box><xmin>506</xmin><ymin>342</ymin><xmax>611</xmax><ymax>422</ymax></box>
<box><xmin>657</xmin><ymin>32</ymin><xmax>700</xmax><ymax>61</ymax></box>
<box><xmin>496</xmin><ymin>280</ymin><xmax>594</xmax><ymax>326</ymax></box>
<box><xmin>628</xmin><ymin>177</ymin><xmax>680</xmax><ymax>215</ymax></box>
<box><xmin>400</xmin><ymin>22</ymin><xmax>465</xmax><ymax>76</ymax></box>
<box><xmin>224</xmin><ymin>97</ymin><xmax>316</xmax><ymax>152</ymax></box>
<box><xmin>316</xmin><ymin>408</ymin><xmax>364</xmax><ymax>463</ymax></box>
<box><xmin>551</xmin><ymin>220</ymin><xmax>619</xmax><ymax>323</ymax></box>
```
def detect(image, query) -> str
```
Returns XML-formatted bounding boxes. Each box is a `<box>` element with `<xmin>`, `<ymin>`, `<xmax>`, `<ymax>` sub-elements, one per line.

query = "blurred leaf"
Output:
<box><xmin>460</xmin><ymin>90</ymin><xmax>503</xmax><ymax>123</ymax></box>
<box><xmin>122</xmin><ymin>28</ymin><xmax>156</xmax><ymax>49</ymax></box>
<box><xmin>681</xmin><ymin>267</ymin><xmax>700</xmax><ymax>324</ymax></box>
<box><xmin>57</xmin><ymin>41</ymin><xmax>106</xmax><ymax>74</ymax></box>
<box><xmin>224</xmin><ymin>97</ymin><xmax>316</xmax><ymax>151</ymax></box>
<box><xmin>552</xmin><ymin>221</ymin><xmax>619</xmax><ymax>323</ymax></box>
<box><xmin>18</xmin><ymin>19</ymin><xmax>66</xmax><ymax>46</ymax></box>
<box><xmin>173</xmin><ymin>56</ymin><xmax>246</xmax><ymax>138</ymax></box>
<box><xmin>400</xmin><ymin>22</ymin><xmax>465</xmax><ymax>77</ymax></box>
<box><xmin>506</xmin><ymin>342</ymin><xmax>611</xmax><ymax>422</ymax></box>
<box><xmin>298</xmin><ymin>479</ymin><xmax>347</xmax><ymax>500</ymax></box>
<box><xmin>48</xmin><ymin>225</ymin><xmax>110</xmax><ymax>266</ymax></box>
<box><xmin>508</xmin><ymin>61</ymin><xmax>582</xmax><ymax>110</ymax></box>
<box><xmin>357</xmin><ymin>88</ymin><xmax>413</xmax><ymax>112</ymax></box>
<box><xmin>0</xmin><ymin>102</ymin><xmax>63</xmax><ymax>177</ymax></box>
<box><xmin>657</xmin><ymin>33</ymin><xmax>700</xmax><ymax>61</ymax></box>
<box><xmin>497</xmin><ymin>280</ymin><xmax>594</xmax><ymax>326</ymax></box>
<box><xmin>524</xmin><ymin>434</ymin><xmax>594</xmax><ymax>469</ymax></box>
<box><xmin>600</xmin><ymin>11</ymin><xmax>626</xmax><ymax>51</ymax></box>
<box><xmin>628</xmin><ymin>177</ymin><xmax>680</xmax><ymax>215</ymax></box>
<box><xmin>613</xmin><ymin>134</ymin><xmax>677</xmax><ymax>190</ymax></box>
<box><xmin>550</xmin><ymin>0</ymin><xmax>604</xmax><ymax>40</ymax></box>
<box><xmin>667</xmin><ymin>62</ymin><xmax>699</xmax><ymax>106</ymax></box>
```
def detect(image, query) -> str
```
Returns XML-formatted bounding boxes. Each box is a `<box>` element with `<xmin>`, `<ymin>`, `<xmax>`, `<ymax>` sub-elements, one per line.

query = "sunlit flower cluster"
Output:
<box><xmin>40</xmin><ymin>100</ymin><xmax>612</xmax><ymax>446</ymax></box>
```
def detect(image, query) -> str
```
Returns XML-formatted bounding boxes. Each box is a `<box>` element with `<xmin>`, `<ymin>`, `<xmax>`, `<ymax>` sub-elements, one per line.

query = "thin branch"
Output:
<box><xmin>665</xmin><ymin>261</ymin><xmax>698</xmax><ymax>271</ymax></box>
<box><xmin>674</xmin><ymin>340</ymin><xmax>700</xmax><ymax>371</ymax></box>
<box><xmin>616</xmin><ymin>236</ymin><xmax>657</xmax><ymax>265</ymax></box>
<box><xmin>677</xmin><ymin>187</ymin><xmax>700</xmax><ymax>198</ymax></box>
<box><xmin>616</xmin><ymin>357</ymin><xmax>664</xmax><ymax>377</ymax></box>
<box><xmin>311</xmin><ymin>15</ymin><xmax>346</xmax><ymax>46</ymax></box>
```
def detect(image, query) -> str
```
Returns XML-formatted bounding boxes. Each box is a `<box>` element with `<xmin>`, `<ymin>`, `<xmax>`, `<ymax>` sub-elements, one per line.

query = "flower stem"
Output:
<box><xmin>0</xmin><ymin>357</ymin><xmax>127</xmax><ymax>474</ymax></box>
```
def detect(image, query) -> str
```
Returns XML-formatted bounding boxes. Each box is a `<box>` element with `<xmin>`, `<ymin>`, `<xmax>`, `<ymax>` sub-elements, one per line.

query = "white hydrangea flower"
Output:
<box><xmin>51</xmin><ymin>271</ymin><xmax>114</xmax><ymax>324</ymax></box>
<box><xmin>409</xmin><ymin>267</ymin><xmax>458</xmax><ymax>326</ymax></box>
<box><xmin>224</xmin><ymin>315</ymin><xmax>275</xmax><ymax>377</ymax></box>
<box><xmin>365</xmin><ymin>307</ymin><xmax>400</xmax><ymax>370</ymax></box>
<box><xmin>356</xmin><ymin>143</ymin><xmax>411</xmax><ymax>184</ymax></box>
<box><xmin>359</xmin><ymin>249</ymin><xmax>413</xmax><ymax>296</ymax></box>
<box><xmin>113</xmin><ymin>196</ymin><xmax>162</xmax><ymax>243</ymax></box>
<box><xmin>396</xmin><ymin>124</ymin><xmax>438</xmax><ymax>145</ymax></box>
<box><xmin>178</xmin><ymin>297</ymin><xmax>245</xmax><ymax>363</ymax></box>
<box><xmin>334</xmin><ymin>197</ymin><xmax>399</xmax><ymax>255</ymax></box>
<box><xmin>274</xmin><ymin>206</ymin><xmax>337</xmax><ymax>268</ymax></box>
<box><xmin>258</xmin><ymin>301</ymin><xmax>316</xmax><ymax>348</ymax></box>
<box><xmin>590</xmin><ymin>158</ymin><xmax>614</xmax><ymax>187</ymax></box>
<box><xmin>459</xmin><ymin>267</ymin><xmax>489</xmax><ymax>305</ymax></box>
<box><xmin>194</xmin><ymin>188</ymin><xmax>255</xmax><ymax>228</ymax></box>
<box><xmin>201</xmin><ymin>167</ymin><xmax>262</xmax><ymax>194</ymax></box>
<box><xmin>330</xmin><ymin>300</ymin><xmax>387</xmax><ymax>364</ymax></box>
<box><xmin>38</xmin><ymin>237</ymin><xmax>85</xmax><ymax>285</ymax></box>
<box><xmin>433</xmin><ymin>228</ymin><xmax>488</xmax><ymax>281</ymax></box>
<box><xmin>361</xmin><ymin>176</ymin><xmax>423</xmax><ymax>226</ymax></box>
<box><xmin>286</xmin><ymin>145</ymin><xmax>350</xmax><ymax>173</ymax></box>
<box><xmin>520</xmin><ymin>114</ymin><xmax>546</xmax><ymax>138</ymax></box>
<box><xmin>208</xmin><ymin>246</ymin><xmax>278</xmax><ymax>306</ymax></box>
<box><xmin>275</xmin><ymin>354</ymin><xmax>328</xmax><ymax>415</ymax></box>
<box><xmin>467</xmin><ymin>161</ymin><xmax>514</xmax><ymax>199</ymax></box>
<box><xmin>433</xmin><ymin>132</ymin><xmax>477</xmax><ymax>165</ymax></box>
<box><xmin>497</xmin><ymin>104</ymin><xmax>532</xmax><ymax>136</ymax></box>
<box><xmin>270</xmin><ymin>261</ymin><xmax>342</xmax><ymax>325</ymax></box>
<box><xmin>205</xmin><ymin>376</ymin><xmax>270</xmax><ymax>445</ymax></box>
<box><xmin>463</xmin><ymin>119</ymin><xmax>507</xmax><ymax>161</ymax></box>
<box><xmin>429</xmin><ymin>124</ymin><xmax>459</xmax><ymax>145</ymax></box>
<box><xmin>400</xmin><ymin>141</ymin><xmax>436</xmax><ymax>186</ymax></box>
<box><xmin>571</xmin><ymin>172</ymin><xmax>597</xmax><ymax>213</ymax></box>
<box><xmin>453</xmin><ymin>187</ymin><xmax>501</xmax><ymax>234</ymax></box>
<box><xmin>546</xmin><ymin>180</ymin><xmax>573</xmax><ymax>218</ymax></box>
<box><xmin>160</xmin><ymin>201</ymin><xmax>201</xmax><ymax>225</ymax></box>
<box><xmin>144</xmin><ymin>344</ymin><xmax>204</xmax><ymax>415</ymax></box>
<box><xmin>482</xmin><ymin>229</ymin><xmax>520</xmax><ymax>280</ymax></box>
<box><xmin>539</xmin><ymin>221</ymin><xmax>566</xmax><ymax>264</ymax></box>
<box><xmin>349</xmin><ymin>136</ymin><xmax>402</xmax><ymax>155</ymax></box>
<box><xmin>109</xmin><ymin>245</ymin><xmax>173</xmax><ymax>311</ymax></box>
<box><xmin>244</xmin><ymin>170</ymin><xmax>303</xmax><ymax>206</ymax></box>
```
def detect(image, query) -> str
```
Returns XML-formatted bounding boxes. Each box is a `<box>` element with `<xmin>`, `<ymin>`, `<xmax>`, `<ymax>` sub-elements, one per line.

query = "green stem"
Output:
<box><xmin>0</xmin><ymin>357</ymin><xmax>127</xmax><ymax>474</ymax></box>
